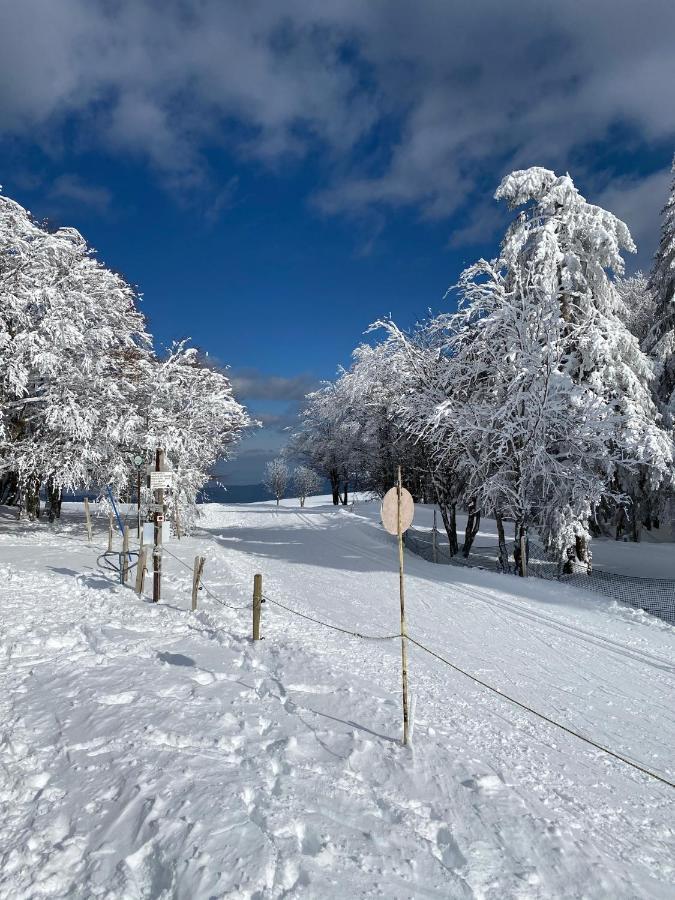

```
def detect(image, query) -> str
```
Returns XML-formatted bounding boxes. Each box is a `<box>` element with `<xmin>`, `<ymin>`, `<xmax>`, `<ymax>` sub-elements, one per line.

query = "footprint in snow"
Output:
<box><xmin>98</xmin><ymin>691</ymin><xmax>137</xmax><ymax>705</ymax></box>
<box><xmin>460</xmin><ymin>773</ymin><xmax>504</xmax><ymax>795</ymax></box>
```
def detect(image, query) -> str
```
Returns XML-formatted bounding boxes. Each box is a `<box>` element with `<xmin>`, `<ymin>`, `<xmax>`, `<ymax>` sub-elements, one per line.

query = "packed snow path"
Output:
<box><xmin>1</xmin><ymin>500</ymin><xmax>673</xmax><ymax>899</ymax></box>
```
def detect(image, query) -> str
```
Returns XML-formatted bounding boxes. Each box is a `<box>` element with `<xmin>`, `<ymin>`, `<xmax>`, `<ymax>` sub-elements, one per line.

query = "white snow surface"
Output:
<box><xmin>1</xmin><ymin>498</ymin><xmax>674</xmax><ymax>899</ymax></box>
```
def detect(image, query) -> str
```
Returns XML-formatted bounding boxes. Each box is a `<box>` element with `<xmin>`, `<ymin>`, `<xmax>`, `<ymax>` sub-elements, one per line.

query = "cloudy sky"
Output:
<box><xmin>2</xmin><ymin>0</ymin><xmax>675</xmax><ymax>483</ymax></box>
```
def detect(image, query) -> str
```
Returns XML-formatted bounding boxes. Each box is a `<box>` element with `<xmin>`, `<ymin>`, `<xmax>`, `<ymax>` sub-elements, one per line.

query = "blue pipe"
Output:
<box><xmin>106</xmin><ymin>485</ymin><xmax>125</xmax><ymax>533</ymax></box>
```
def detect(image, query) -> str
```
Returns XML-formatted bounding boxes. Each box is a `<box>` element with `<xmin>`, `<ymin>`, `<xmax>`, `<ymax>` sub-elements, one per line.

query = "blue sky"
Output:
<box><xmin>2</xmin><ymin>1</ymin><xmax>675</xmax><ymax>483</ymax></box>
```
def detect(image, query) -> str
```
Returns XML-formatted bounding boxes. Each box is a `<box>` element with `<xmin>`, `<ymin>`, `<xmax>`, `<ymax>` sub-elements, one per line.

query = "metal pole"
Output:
<box><xmin>153</xmin><ymin>449</ymin><xmax>164</xmax><ymax>603</ymax></box>
<box><xmin>137</xmin><ymin>470</ymin><xmax>142</xmax><ymax>539</ymax></box>
<box><xmin>398</xmin><ymin>465</ymin><xmax>410</xmax><ymax>746</ymax></box>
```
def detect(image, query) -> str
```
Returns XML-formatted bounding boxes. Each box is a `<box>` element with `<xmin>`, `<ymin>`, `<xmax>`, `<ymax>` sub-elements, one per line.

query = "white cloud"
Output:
<box><xmin>1</xmin><ymin>0</ymin><xmax>674</xmax><ymax>230</ymax></box>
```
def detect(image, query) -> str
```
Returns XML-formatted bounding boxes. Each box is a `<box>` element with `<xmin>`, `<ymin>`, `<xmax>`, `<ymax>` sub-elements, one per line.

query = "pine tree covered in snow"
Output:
<box><xmin>646</xmin><ymin>156</ymin><xmax>675</xmax><ymax>426</ymax></box>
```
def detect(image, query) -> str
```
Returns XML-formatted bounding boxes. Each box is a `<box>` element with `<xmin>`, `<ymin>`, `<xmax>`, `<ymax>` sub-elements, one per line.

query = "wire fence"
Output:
<box><xmin>404</xmin><ymin>528</ymin><xmax>675</xmax><ymax>626</ymax></box>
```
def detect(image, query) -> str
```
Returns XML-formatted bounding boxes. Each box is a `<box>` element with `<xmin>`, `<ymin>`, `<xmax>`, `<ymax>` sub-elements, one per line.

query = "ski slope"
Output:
<box><xmin>1</xmin><ymin>499</ymin><xmax>674</xmax><ymax>899</ymax></box>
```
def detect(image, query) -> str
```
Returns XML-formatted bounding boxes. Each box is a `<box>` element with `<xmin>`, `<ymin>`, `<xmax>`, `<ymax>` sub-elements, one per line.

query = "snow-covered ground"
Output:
<box><xmin>1</xmin><ymin>498</ymin><xmax>674</xmax><ymax>899</ymax></box>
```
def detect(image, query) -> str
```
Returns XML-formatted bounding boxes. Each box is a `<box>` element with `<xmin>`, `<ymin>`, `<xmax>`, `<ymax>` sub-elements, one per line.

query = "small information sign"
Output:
<box><xmin>149</xmin><ymin>471</ymin><xmax>174</xmax><ymax>491</ymax></box>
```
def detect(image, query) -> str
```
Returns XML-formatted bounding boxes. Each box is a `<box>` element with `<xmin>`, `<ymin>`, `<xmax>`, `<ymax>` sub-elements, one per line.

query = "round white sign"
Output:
<box><xmin>381</xmin><ymin>486</ymin><xmax>414</xmax><ymax>535</ymax></box>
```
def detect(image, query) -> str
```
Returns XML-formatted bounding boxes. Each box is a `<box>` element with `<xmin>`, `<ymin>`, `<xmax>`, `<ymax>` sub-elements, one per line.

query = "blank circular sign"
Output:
<box><xmin>381</xmin><ymin>486</ymin><xmax>414</xmax><ymax>535</ymax></box>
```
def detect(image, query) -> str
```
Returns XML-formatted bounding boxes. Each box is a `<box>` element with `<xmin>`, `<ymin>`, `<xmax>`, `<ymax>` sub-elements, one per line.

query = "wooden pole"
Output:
<box><xmin>175</xmin><ymin>498</ymin><xmax>182</xmax><ymax>541</ymax></box>
<box><xmin>108</xmin><ymin>512</ymin><xmax>114</xmax><ymax>552</ymax></box>
<box><xmin>135</xmin><ymin>548</ymin><xmax>147</xmax><ymax>596</ymax></box>
<box><xmin>122</xmin><ymin>525</ymin><xmax>130</xmax><ymax>583</ymax></box>
<box><xmin>252</xmin><ymin>573</ymin><xmax>262</xmax><ymax>640</ymax></box>
<box><xmin>83</xmin><ymin>497</ymin><xmax>93</xmax><ymax>543</ymax></box>
<box><xmin>397</xmin><ymin>466</ymin><xmax>410</xmax><ymax>747</ymax></box>
<box><xmin>192</xmin><ymin>556</ymin><xmax>205</xmax><ymax>611</ymax></box>
<box><xmin>153</xmin><ymin>449</ymin><xmax>164</xmax><ymax>603</ymax></box>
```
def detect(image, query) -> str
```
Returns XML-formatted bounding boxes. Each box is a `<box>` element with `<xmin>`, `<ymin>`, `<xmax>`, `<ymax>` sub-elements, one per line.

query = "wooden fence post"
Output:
<box><xmin>83</xmin><ymin>498</ymin><xmax>93</xmax><ymax>543</ymax></box>
<box><xmin>253</xmin><ymin>574</ymin><xmax>262</xmax><ymax>640</ymax></box>
<box><xmin>192</xmin><ymin>556</ymin><xmax>205</xmax><ymax>611</ymax></box>
<box><xmin>122</xmin><ymin>525</ymin><xmax>130</xmax><ymax>583</ymax></box>
<box><xmin>135</xmin><ymin>548</ymin><xmax>147</xmax><ymax>596</ymax></box>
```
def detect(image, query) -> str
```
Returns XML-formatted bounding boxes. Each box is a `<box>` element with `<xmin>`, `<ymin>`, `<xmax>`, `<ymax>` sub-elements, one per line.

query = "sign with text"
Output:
<box><xmin>149</xmin><ymin>471</ymin><xmax>174</xmax><ymax>491</ymax></box>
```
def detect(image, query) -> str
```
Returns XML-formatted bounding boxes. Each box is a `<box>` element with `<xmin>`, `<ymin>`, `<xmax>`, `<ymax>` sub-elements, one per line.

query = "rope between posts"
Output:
<box><xmin>263</xmin><ymin>595</ymin><xmax>401</xmax><ymax>641</ymax></box>
<box><xmin>161</xmin><ymin>545</ymin><xmax>249</xmax><ymax>611</ymax></box>
<box><xmin>79</xmin><ymin>528</ymin><xmax>675</xmax><ymax>789</ymax></box>
<box><xmin>406</xmin><ymin>636</ymin><xmax>675</xmax><ymax>790</ymax></box>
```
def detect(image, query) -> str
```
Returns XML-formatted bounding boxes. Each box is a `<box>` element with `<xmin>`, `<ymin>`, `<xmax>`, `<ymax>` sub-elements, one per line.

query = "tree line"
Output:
<box><xmin>286</xmin><ymin>162</ymin><xmax>675</xmax><ymax>570</ymax></box>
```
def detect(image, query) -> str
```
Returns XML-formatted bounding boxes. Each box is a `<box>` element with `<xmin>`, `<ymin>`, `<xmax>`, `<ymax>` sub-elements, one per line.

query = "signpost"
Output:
<box><xmin>153</xmin><ymin>449</ymin><xmax>165</xmax><ymax>603</ymax></box>
<box><xmin>381</xmin><ymin>467</ymin><xmax>415</xmax><ymax>746</ymax></box>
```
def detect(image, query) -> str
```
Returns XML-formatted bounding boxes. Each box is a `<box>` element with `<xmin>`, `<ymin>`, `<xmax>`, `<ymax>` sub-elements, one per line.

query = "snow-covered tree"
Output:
<box><xmin>0</xmin><ymin>188</ymin><xmax>252</xmax><ymax>524</ymax></box>
<box><xmin>0</xmin><ymin>189</ymin><xmax>153</xmax><ymax>516</ymax></box>
<box><xmin>646</xmin><ymin>155</ymin><xmax>675</xmax><ymax>426</ymax></box>
<box><xmin>264</xmin><ymin>458</ymin><xmax>289</xmax><ymax>505</ymax></box>
<box><xmin>140</xmin><ymin>344</ymin><xmax>253</xmax><ymax>531</ymax></box>
<box><xmin>378</xmin><ymin>168</ymin><xmax>672</xmax><ymax>567</ymax></box>
<box><xmin>287</xmin><ymin>380</ymin><xmax>362</xmax><ymax>505</ymax></box>
<box><xmin>293</xmin><ymin>465</ymin><xmax>322</xmax><ymax>507</ymax></box>
<box><xmin>616</xmin><ymin>272</ymin><xmax>656</xmax><ymax>345</ymax></box>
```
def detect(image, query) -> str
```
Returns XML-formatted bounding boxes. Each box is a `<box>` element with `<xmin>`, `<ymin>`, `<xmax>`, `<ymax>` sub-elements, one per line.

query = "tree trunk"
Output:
<box><xmin>575</xmin><ymin>533</ymin><xmax>590</xmax><ymax>573</ymax></box>
<box><xmin>615</xmin><ymin>506</ymin><xmax>626</xmax><ymax>540</ymax></box>
<box><xmin>631</xmin><ymin>498</ymin><xmax>641</xmax><ymax>542</ymax></box>
<box><xmin>25</xmin><ymin>475</ymin><xmax>41</xmax><ymax>520</ymax></box>
<box><xmin>341</xmin><ymin>481</ymin><xmax>348</xmax><ymax>505</ymax></box>
<box><xmin>514</xmin><ymin>521</ymin><xmax>528</xmax><ymax>577</ymax></box>
<box><xmin>0</xmin><ymin>472</ymin><xmax>20</xmax><ymax>506</ymax></box>
<box><xmin>46</xmin><ymin>476</ymin><xmax>62</xmax><ymax>522</ymax></box>
<box><xmin>495</xmin><ymin>514</ymin><xmax>509</xmax><ymax>572</ymax></box>
<box><xmin>300</xmin><ymin>497</ymin><xmax>305</xmax><ymax>508</ymax></box>
<box><xmin>329</xmin><ymin>469</ymin><xmax>340</xmax><ymax>506</ymax></box>
<box><xmin>438</xmin><ymin>502</ymin><xmax>459</xmax><ymax>557</ymax></box>
<box><xmin>462</xmin><ymin>502</ymin><xmax>481</xmax><ymax>558</ymax></box>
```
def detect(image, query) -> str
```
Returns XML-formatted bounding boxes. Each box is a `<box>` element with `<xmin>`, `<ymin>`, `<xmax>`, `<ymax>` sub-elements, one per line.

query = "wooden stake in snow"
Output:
<box><xmin>192</xmin><ymin>556</ymin><xmax>205</xmax><ymax>611</ymax></box>
<box><xmin>381</xmin><ymin>468</ymin><xmax>415</xmax><ymax>747</ymax></box>
<box><xmin>83</xmin><ymin>498</ymin><xmax>93</xmax><ymax>544</ymax></box>
<box><xmin>253</xmin><ymin>573</ymin><xmax>263</xmax><ymax>640</ymax></box>
<box><xmin>135</xmin><ymin>548</ymin><xmax>147</xmax><ymax>596</ymax></box>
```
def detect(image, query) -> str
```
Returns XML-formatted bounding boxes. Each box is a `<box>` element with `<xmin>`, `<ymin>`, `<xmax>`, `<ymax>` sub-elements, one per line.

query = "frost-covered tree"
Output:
<box><xmin>646</xmin><ymin>155</ymin><xmax>675</xmax><ymax>426</ymax></box>
<box><xmin>378</xmin><ymin>169</ymin><xmax>671</xmax><ymax>567</ymax></box>
<box><xmin>288</xmin><ymin>380</ymin><xmax>362</xmax><ymax>505</ymax></box>
<box><xmin>140</xmin><ymin>344</ymin><xmax>252</xmax><ymax>531</ymax></box>
<box><xmin>616</xmin><ymin>273</ymin><xmax>656</xmax><ymax>345</ymax></box>
<box><xmin>264</xmin><ymin>458</ymin><xmax>289</xmax><ymax>505</ymax></box>
<box><xmin>293</xmin><ymin>465</ymin><xmax>322</xmax><ymax>507</ymax></box>
<box><xmin>0</xmin><ymin>188</ymin><xmax>252</xmax><ymax>524</ymax></box>
<box><xmin>488</xmin><ymin>167</ymin><xmax>671</xmax><ymax>559</ymax></box>
<box><xmin>0</xmin><ymin>189</ymin><xmax>152</xmax><ymax>516</ymax></box>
